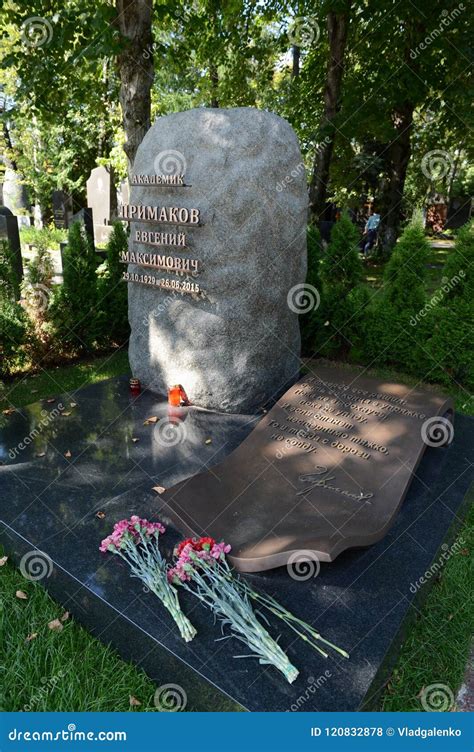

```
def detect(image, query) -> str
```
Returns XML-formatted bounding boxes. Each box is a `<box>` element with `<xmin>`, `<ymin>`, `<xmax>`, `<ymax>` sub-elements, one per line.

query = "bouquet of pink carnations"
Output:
<box><xmin>100</xmin><ymin>516</ymin><xmax>196</xmax><ymax>642</ymax></box>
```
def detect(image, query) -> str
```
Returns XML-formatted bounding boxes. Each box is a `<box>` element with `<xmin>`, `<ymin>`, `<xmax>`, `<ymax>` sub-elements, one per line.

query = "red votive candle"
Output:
<box><xmin>129</xmin><ymin>377</ymin><xmax>141</xmax><ymax>395</ymax></box>
<box><xmin>168</xmin><ymin>384</ymin><xmax>189</xmax><ymax>406</ymax></box>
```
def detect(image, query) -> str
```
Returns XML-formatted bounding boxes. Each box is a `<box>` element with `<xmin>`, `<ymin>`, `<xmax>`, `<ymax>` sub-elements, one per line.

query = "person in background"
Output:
<box><xmin>363</xmin><ymin>207</ymin><xmax>381</xmax><ymax>256</ymax></box>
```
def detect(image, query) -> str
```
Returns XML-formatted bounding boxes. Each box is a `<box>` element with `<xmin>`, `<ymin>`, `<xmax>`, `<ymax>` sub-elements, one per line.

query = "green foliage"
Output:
<box><xmin>0</xmin><ymin>240</ymin><xmax>21</xmax><ymax>302</ymax></box>
<box><xmin>360</xmin><ymin>220</ymin><xmax>473</xmax><ymax>388</ymax></box>
<box><xmin>0</xmin><ymin>299</ymin><xmax>30</xmax><ymax>376</ymax></box>
<box><xmin>96</xmin><ymin>222</ymin><xmax>129</xmax><ymax>347</ymax></box>
<box><xmin>0</xmin><ymin>242</ymin><xmax>29</xmax><ymax>375</ymax></box>
<box><xmin>20</xmin><ymin>225</ymin><xmax>67</xmax><ymax>252</ymax></box>
<box><xmin>1</xmin><ymin>2</ymin><xmax>121</xmax><ymax>219</ymax></box>
<box><xmin>19</xmin><ymin>242</ymin><xmax>55</xmax><ymax>360</ymax></box>
<box><xmin>383</xmin><ymin>216</ymin><xmax>430</xmax><ymax>314</ymax></box>
<box><xmin>23</xmin><ymin>248</ymin><xmax>54</xmax><ymax>290</ymax></box>
<box><xmin>442</xmin><ymin>221</ymin><xmax>474</xmax><ymax>301</ymax></box>
<box><xmin>321</xmin><ymin>212</ymin><xmax>363</xmax><ymax>291</ymax></box>
<box><xmin>360</xmin><ymin>217</ymin><xmax>430</xmax><ymax>375</ymax></box>
<box><xmin>318</xmin><ymin>213</ymin><xmax>365</xmax><ymax>358</ymax></box>
<box><xmin>49</xmin><ymin>222</ymin><xmax>99</xmax><ymax>353</ymax></box>
<box><xmin>300</xmin><ymin>225</ymin><xmax>323</xmax><ymax>353</ymax></box>
<box><xmin>422</xmin><ymin>221</ymin><xmax>474</xmax><ymax>389</ymax></box>
<box><xmin>424</xmin><ymin>297</ymin><xmax>474</xmax><ymax>390</ymax></box>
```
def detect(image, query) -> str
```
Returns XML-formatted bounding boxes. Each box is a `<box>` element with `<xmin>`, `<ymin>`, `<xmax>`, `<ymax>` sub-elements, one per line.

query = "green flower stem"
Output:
<box><xmin>109</xmin><ymin>534</ymin><xmax>196</xmax><ymax>643</ymax></box>
<box><xmin>157</xmin><ymin>586</ymin><xmax>196</xmax><ymax>643</ymax></box>
<box><xmin>182</xmin><ymin>554</ymin><xmax>299</xmax><ymax>684</ymax></box>
<box><xmin>218</xmin><ymin>560</ymin><xmax>349</xmax><ymax>660</ymax></box>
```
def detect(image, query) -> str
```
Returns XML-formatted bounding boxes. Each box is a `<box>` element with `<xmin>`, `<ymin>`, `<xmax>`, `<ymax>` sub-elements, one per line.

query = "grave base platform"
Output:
<box><xmin>0</xmin><ymin>375</ymin><xmax>472</xmax><ymax>711</ymax></box>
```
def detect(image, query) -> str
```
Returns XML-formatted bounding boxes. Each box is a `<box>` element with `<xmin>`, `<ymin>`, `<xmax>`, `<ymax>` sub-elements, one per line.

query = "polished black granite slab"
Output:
<box><xmin>1</xmin><ymin>376</ymin><xmax>472</xmax><ymax>711</ymax></box>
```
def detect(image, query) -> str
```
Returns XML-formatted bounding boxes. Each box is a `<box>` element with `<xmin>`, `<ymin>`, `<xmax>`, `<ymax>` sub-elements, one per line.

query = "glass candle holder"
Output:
<box><xmin>129</xmin><ymin>377</ymin><xmax>141</xmax><ymax>395</ymax></box>
<box><xmin>168</xmin><ymin>384</ymin><xmax>189</xmax><ymax>407</ymax></box>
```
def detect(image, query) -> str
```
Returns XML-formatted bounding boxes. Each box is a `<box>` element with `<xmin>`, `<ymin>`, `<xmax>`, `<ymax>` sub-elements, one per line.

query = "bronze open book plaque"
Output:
<box><xmin>161</xmin><ymin>364</ymin><xmax>453</xmax><ymax>572</ymax></box>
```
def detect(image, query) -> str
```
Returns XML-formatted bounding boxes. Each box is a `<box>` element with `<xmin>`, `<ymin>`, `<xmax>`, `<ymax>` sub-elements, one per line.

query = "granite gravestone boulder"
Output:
<box><xmin>125</xmin><ymin>108</ymin><xmax>308</xmax><ymax>413</ymax></box>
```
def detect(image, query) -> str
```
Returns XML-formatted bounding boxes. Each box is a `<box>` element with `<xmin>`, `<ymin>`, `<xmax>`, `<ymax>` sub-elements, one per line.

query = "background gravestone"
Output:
<box><xmin>127</xmin><ymin>107</ymin><xmax>307</xmax><ymax>413</ymax></box>
<box><xmin>86</xmin><ymin>166</ymin><xmax>117</xmax><ymax>245</ymax></box>
<box><xmin>52</xmin><ymin>190</ymin><xmax>72</xmax><ymax>229</ymax></box>
<box><xmin>118</xmin><ymin>179</ymin><xmax>129</xmax><ymax>213</ymax></box>
<box><xmin>0</xmin><ymin>206</ymin><xmax>23</xmax><ymax>299</ymax></box>
<box><xmin>71</xmin><ymin>207</ymin><xmax>94</xmax><ymax>245</ymax></box>
<box><xmin>2</xmin><ymin>167</ymin><xmax>30</xmax><ymax>216</ymax></box>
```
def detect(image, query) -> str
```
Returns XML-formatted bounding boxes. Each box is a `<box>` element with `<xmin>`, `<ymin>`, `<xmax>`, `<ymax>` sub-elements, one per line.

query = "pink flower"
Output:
<box><xmin>210</xmin><ymin>542</ymin><xmax>231</xmax><ymax>559</ymax></box>
<box><xmin>99</xmin><ymin>516</ymin><xmax>166</xmax><ymax>553</ymax></box>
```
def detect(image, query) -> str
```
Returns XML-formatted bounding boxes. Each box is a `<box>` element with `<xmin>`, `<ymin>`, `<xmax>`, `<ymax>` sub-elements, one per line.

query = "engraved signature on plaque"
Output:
<box><xmin>297</xmin><ymin>466</ymin><xmax>374</xmax><ymax>502</ymax></box>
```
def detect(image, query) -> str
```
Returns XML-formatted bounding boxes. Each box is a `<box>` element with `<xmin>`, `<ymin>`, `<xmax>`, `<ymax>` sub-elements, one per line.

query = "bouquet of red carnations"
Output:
<box><xmin>168</xmin><ymin>536</ymin><xmax>300</xmax><ymax>683</ymax></box>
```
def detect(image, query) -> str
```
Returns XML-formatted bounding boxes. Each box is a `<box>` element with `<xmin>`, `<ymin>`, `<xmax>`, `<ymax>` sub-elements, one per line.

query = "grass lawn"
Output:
<box><xmin>0</xmin><ymin>350</ymin><xmax>130</xmax><ymax>412</ymax></box>
<box><xmin>0</xmin><ymin>560</ymin><xmax>159</xmax><ymax>712</ymax></box>
<box><xmin>0</xmin><ymin>350</ymin><xmax>161</xmax><ymax>712</ymax></box>
<box><xmin>0</xmin><ymin>350</ymin><xmax>472</xmax><ymax>711</ymax></box>
<box><xmin>380</xmin><ymin>500</ymin><xmax>473</xmax><ymax>711</ymax></box>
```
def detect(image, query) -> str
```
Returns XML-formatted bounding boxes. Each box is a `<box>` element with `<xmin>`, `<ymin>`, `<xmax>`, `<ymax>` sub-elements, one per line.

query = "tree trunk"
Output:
<box><xmin>291</xmin><ymin>44</ymin><xmax>300</xmax><ymax>79</ymax></box>
<box><xmin>380</xmin><ymin>103</ymin><xmax>414</xmax><ymax>251</ymax></box>
<box><xmin>210</xmin><ymin>62</ymin><xmax>219</xmax><ymax>107</ymax></box>
<box><xmin>2</xmin><ymin>122</ymin><xmax>18</xmax><ymax>173</ymax></box>
<box><xmin>380</xmin><ymin>20</ymin><xmax>425</xmax><ymax>252</ymax></box>
<box><xmin>447</xmin><ymin>140</ymin><xmax>464</xmax><ymax>201</ymax></box>
<box><xmin>309</xmin><ymin>6</ymin><xmax>351</xmax><ymax>223</ymax></box>
<box><xmin>115</xmin><ymin>0</ymin><xmax>154</xmax><ymax>175</ymax></box>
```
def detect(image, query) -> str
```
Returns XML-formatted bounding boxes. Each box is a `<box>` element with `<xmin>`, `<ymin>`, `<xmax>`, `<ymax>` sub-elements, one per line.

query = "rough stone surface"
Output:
<box><xmin>128</xmin><ymin>107</ymin><xmax>307</xmax><ymax>413</ymax></box>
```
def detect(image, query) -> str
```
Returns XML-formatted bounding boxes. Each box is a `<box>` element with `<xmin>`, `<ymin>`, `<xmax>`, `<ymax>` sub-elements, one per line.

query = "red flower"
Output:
<box><xmin>199</xmin><ymin>537</ymin><xmax>215</xmax><ymax>551</ymax></box>
<box><xmin>176</xmin><ymin>538</ymin><xmax>197</xmax><ymax>557</ymax></box>
<box><xmin>175</xmin><ymin>536</ymin><xmax>216</xmax><ymax>557</ymax></box>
